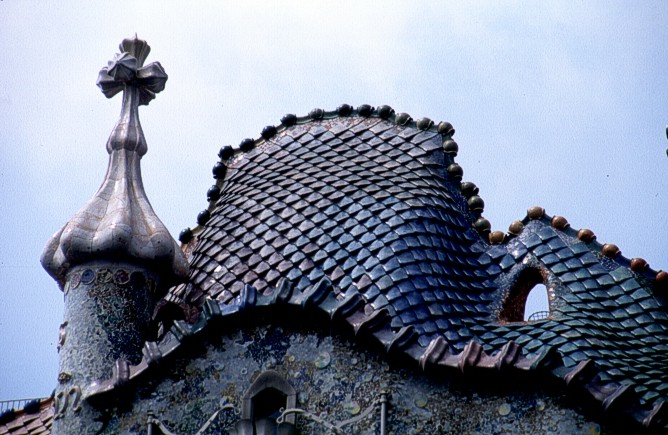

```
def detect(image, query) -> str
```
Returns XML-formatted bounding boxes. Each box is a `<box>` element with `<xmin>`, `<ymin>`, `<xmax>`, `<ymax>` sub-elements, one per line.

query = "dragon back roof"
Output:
<box><xmin>147</xmin><ymin>105</ymin><xmax>668</xmax><ymax>428</ymax></box>
<box><xmin>181</xmin><ymin>105</ymin><xmax>496</xmax><ymax>344</ymax></box>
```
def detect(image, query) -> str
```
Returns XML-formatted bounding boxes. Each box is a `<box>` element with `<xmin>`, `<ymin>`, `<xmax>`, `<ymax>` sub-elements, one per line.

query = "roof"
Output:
<box><xmin>182</xmin><ymin>106</ymin><xmax>495</xmax><ymax>344</ymax></box>
<box><xmin>0</xmin><ymin>399</ymin><xmax>52</xmax><ymax>435</ymax></box>
<box><xmin>11</xmin><ymin>105</ymin><xmax>666</xmax><ymax>433</ymax></box>
<box><xmin>163</xmin><ymin>105</ymin><xmax>666</xmax><ymax>429</ymax></box>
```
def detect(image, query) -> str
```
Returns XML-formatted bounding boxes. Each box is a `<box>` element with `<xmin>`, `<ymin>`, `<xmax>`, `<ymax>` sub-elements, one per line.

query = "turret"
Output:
<box><xmin>40</xmin><ymin>36</ymin><xmax>188</xmax><ymax>433</ymax></box>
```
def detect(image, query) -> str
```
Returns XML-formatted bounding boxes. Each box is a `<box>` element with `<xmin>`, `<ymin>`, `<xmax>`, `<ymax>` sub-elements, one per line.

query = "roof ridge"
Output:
<box><xmin>89</xmin><ymin>277</ymin><xmax>556</xmax><ymax>399</ymax></box>
<box><xmin>485</xmin><ymin>206</ymin><xmax>667</xmax><ymax>294</ymax></box>
<box><xmin>174</xmin><ymin>104</ymin><xmax>667</xmax><ymax>297</ymax></box>
<box><xmin>562</xmin><ymin>359</ymin><xmax>668</xmax><ymax>431</ymax></box>
<box><xmin>178</xmin><ymin>104</ymin><xmax>496</xmax><ymax>246</ymax></box>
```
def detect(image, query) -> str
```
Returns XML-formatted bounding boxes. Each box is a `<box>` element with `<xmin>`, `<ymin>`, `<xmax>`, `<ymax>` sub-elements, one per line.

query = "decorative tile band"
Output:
<box><xmin>66</xmin><ymin>267</ymin><xmax>157</xmax><ymax>296</ymax></box>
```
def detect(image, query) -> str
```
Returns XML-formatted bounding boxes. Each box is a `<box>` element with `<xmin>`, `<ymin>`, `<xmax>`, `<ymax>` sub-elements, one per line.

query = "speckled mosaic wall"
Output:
<box><xmin>90</xmin><ymin>322</ymin><xmax>609</xmax><ymax>434</ymax></box>
<box><xmin>59</xmin><ymin>264</ymin><xmax>156</xmax><ymax>381</ymax></box>
<box><xmin>53</xmin><ymin>263</ymin><xmax>159</xmax><ymax>434</ymax></box>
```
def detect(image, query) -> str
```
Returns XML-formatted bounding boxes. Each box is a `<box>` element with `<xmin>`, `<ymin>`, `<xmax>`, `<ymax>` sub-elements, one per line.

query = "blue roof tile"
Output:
<box><xmin>176</xmin><ymin>114</ymin><xmax>668</xmax><ymax>417</ymax></box>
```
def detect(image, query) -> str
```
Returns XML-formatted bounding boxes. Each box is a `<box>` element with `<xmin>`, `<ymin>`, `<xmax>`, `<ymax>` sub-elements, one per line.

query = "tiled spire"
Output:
<box><xmin>41</xmin><ymin>36</ymin><xmax>188</xmax><ymax>289</ymax></box>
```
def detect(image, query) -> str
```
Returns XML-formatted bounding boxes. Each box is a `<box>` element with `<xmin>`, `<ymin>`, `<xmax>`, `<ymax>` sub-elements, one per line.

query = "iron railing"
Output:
<box><xmin>0</xmin><ymin>397</ymin><xmax>47</xmax><ymax>414</ymax></box>
<box><xmin>527</xmin><ymin>310</ymin><xmax>550</xmax><ymax>321</ymax></box>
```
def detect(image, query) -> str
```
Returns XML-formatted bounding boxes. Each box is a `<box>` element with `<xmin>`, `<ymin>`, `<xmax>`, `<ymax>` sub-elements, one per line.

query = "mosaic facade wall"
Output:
<box><xmin>53</xmin><ymin>263</ymin><xmax>159</xmax><ymax>434</ymax></box>
<box><xmin>93</xmin><ymin>323</ymin><xmax>607</xmax><ymax>434</ymax></box>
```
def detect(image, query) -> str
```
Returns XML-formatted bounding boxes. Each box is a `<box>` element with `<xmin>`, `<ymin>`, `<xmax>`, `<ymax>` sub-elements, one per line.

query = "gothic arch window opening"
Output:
<box><xmin>237</xmin><ymin>370</ymin><xmax>297</xmax><ymax>435</ymax></box>
<box><xmin>499</xmin><ymin>267</ymin><xmax>551</xmax><ymax>323</ymax></box>
<box><xmin>525</xmin><ymin>282</ymin><xmax>550</xmax><ymax>321</ymax></box>
<box><xmin>251</xmin><ymin>387</ymin><xmax>288</xmax><ymax>422</ymax></box>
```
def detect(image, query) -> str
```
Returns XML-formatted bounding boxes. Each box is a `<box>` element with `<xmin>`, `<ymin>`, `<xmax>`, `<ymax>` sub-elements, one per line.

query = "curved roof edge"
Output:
<box><xmin>174</xmin><ymin>104</ymin><xmax>666</xmax><ymax>288</ymax></box>
<box><xmin>87</xmin><ymin>277</ymin><xmax>666</xmax><ymax>432</ymax></box>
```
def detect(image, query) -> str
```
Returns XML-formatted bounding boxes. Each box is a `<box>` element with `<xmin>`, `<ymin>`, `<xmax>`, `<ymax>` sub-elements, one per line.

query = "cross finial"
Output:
<box><xmin>96</xmin><ymin>36</ymin><xmax>167</xmax><ymax>156</ymax></box>
<box><xmin>41</xmin><ymin>37</ymin><xmax>188</xmax><ymax>289</ymax></box>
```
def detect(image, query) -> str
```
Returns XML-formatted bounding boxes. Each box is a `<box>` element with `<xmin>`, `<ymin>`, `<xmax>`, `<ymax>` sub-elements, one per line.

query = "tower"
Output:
<box><xmin>40</xmin><ymin>37</ymin><xmax>188</xmax><ymax>433</ymax></box>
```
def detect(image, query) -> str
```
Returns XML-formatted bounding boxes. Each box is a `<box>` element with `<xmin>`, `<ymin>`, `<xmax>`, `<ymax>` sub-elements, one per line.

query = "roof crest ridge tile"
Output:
<box><xmin>487</xmin><ymin>206</ymin><xmax>666</xmax><ymax>292</ymax></box>
<box><xmin>177</xmin><ymin>104</ymin><xmax>471</xmax><ymax>247</ymax></box>
<box><xmin>562</xmin><ymin>359</ymin><xmax>667</xmax><ymax>431</ymax></box>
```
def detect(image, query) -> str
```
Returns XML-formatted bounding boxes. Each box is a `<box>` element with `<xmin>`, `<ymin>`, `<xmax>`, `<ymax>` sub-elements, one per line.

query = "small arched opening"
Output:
<box><xmin>525</xmin><ymin>283</ymin><xmax>550</xmax><ymax>321</ymax></box>
<box><xmin>236</xmin><ymin>370</ymin><xmax>297</xmax><ymax>435</ymax></box>
<box><xmin>251</xmin><ymin>387</ymin><xmax>288</xmax><ymax>422</ymax></box>
<box><xmin>500</xmin><ymin>267</ymin><xmax>550</xmax><ymax>322</ymax></box>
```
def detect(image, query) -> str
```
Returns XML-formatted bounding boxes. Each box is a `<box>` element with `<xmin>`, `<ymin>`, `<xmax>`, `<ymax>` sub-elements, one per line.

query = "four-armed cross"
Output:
<box><xmin>96</xmin><ymin>35</ymin><xmax>167</xmax><ymax>156</ymax></box>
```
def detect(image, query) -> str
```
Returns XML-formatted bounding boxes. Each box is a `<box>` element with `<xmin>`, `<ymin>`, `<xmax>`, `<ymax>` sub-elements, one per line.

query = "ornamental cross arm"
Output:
<box><xmin>95</xmin><ymin>35</ymin><xmax>168</xmax><ymax>155</ymax></box>
<box><xmin>40</xmin><ymin>35</ymin><xmax>189</xmax><ymax>290</ymax></box>
<box><xmin>96</xmin><ymin>36</ymin><xmax>167</xmax><ymax>106</ymax></box>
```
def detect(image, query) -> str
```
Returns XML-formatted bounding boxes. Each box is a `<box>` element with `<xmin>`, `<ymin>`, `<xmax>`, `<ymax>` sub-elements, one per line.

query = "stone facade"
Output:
<box><xmin>88</xmin><ymin>323</ymin><xmax>605</xmax><ymax>434</ymax></box>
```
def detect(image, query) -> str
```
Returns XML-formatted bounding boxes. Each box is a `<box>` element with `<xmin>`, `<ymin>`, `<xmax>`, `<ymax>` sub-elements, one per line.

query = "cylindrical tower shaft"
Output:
<box><xmin>41</xmin><ymin>36</ymin><xmax>187</xmax><ymax>434</ymax></box>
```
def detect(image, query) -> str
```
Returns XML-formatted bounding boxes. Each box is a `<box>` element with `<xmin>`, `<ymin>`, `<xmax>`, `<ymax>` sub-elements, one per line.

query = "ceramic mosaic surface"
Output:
<box><xmin>7</xmin><ymin>105</ymin><xmax>667</xmax><ymax>434</ymax></box>
<box><xmin>164</xmin><ymin>108</ymin><xmax>667</xmax><ymax>431</ymax></box>
<box><xmin>83</xmin><ymin>324</ymin><xmax>609</xmax><ymax>434</ymax></box>
<box><xmin>3</xmin><ymin>34</ymin><xmax>662</xmax><ymax>434</ymax></box>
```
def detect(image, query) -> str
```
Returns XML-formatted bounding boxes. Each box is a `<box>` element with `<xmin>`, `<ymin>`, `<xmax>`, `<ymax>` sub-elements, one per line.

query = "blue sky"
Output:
<box><xmin>0</xmin><ymin>1</ymin><xmax>666</xmax><ymax>400</ymax></box>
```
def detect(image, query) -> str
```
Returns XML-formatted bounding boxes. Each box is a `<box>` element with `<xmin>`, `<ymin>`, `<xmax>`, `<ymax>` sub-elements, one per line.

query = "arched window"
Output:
<box><xmin>235</xmin><ymin>370</ymin><xmax>297</xmax><ymax>435</ymax></box>
<box><xmin>252</xmin><ymin>387</ymin><xmax>288</xmax><ymax>422</ymax></box>
<box><xmin>499</xmin><ymin>267</ymin><xmax>550</xmax><ymax>322</ymax></box>
<box><xmin>525</xmin><ymin>283</ymin><xmax>550</xmax><ymax>321</ymax></box>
